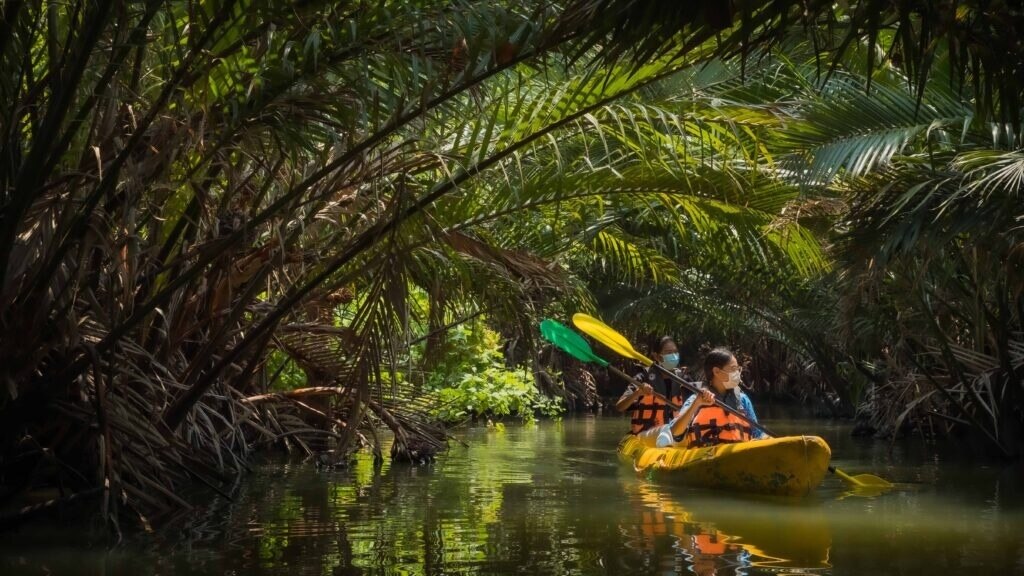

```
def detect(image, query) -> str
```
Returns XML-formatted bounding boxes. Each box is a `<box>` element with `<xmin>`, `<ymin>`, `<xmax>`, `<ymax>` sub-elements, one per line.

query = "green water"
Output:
<box><xmin>3</xmin><ymin>415</ymin><xmax>1023</xmax><ymax>575</ymax></box>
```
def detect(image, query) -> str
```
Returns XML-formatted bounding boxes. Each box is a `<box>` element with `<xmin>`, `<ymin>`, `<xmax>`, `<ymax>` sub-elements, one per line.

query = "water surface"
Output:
<box><xmin>3</xmin><ymin>414</ymin><xmax>1023</xmax><ymax>575</ymax></box>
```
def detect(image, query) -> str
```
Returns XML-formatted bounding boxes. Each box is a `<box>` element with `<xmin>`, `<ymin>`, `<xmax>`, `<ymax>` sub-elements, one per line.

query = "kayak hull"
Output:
<box><xmin>618</xmin><ymin>434</ymin><xmax>831</xmax><ymax>497</ymax></box>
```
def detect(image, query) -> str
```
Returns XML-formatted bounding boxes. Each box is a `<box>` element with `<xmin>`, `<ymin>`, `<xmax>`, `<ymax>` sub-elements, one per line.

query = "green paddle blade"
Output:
<box><xmin>539</xmin><ymin>319</ymin><xmax>608</xmax><ymax>367</ymax></box>
<box><xmin>572</xmin><ymin>313</ymin><xmax>653</xmax><ymax>366</ymax></box>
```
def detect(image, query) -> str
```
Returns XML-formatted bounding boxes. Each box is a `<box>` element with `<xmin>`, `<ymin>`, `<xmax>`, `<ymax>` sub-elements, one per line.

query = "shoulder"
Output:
<box><xmin>737</xmin><ymin>391</ymin><xmax>756</xmax><ymax>410</ymax></box>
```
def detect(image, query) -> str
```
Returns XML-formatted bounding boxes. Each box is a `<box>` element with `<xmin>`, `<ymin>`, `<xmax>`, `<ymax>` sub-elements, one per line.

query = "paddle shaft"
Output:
<box><xmin>611</xmin><ymin>358</ymin><xmax>774</xmax><ymax>438</ymax></box>
<box><xmin>611</xmin><ymin>362</ymin><xmax>769</xmax><ymax>437</ymax></box>
<box><xmin>650</xmin><ymin>365</ymin><xmax>889</xmax><ymax>487</ymax></box>
<box><xmin>622</xmin><ymin>356</ymin><xmax>888</xmax><ymax>485</ymax></box>
<box><xmin>563</xmin><ymin>314</ymin><xmax>891</xmax><ymax>488</ymax></box>
<box><xmin>648</xmin><ymin>363</ymin><xmax>775</xmax><ymax>438</ymax></box>
<box><xmin>606</xmin><ymin>364</ymin><xmax>682</xmax><ymax>410</ymax></box>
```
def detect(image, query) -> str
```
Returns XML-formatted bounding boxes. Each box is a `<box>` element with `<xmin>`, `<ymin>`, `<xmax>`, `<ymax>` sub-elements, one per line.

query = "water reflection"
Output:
<box><xmin>2</xmin><ymin>417</ymin><xmax>1024</xmax><ymax>576</ymax></box>
<box><xmin>620</xmin><ymin>479</ymin><xmax>831</xmax><ymax>575</ymax></box>
<box><xmin>206</xmin><ymin>422</ymin><xmax>584</xmax><ymax>576</ymax></box>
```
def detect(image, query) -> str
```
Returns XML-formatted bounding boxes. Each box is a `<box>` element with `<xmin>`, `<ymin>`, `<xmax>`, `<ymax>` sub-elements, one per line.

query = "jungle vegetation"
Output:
<box><xmin>0</xmin><ymin>0</ymin><xmax>1022</xmax><ymax>534</ymax></box>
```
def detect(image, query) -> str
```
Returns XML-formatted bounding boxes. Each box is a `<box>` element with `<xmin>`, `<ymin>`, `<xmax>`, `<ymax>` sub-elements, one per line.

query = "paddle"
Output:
<box><xmin>569</xmin><ymin>313</ymin><xmax>774</xmax><ymax>438</ymax></box>
<box><xmin>571</xmin><ymin>313</ymin><xmax>893</xmax><ymax>490</ymax></box>
<box><xmin>539</xmin><ymin>319</ymin><xmax>681</xmax><ymax>410</ymax></box>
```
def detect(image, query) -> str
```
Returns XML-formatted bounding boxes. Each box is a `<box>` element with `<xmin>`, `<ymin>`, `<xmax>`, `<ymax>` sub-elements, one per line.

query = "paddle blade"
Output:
<box><xmin>830</xmin><ymin>466</ymin><xmax>893</xmax><ymax>490</ymax></box>
<box><xmin>571</xmin><ymin>313</ymin><xmax>652</xmax><ymax>366</ymax></box>
<box><xmin>848</xmin><ymin>473</ymin><xmax>893</xmax><ymax>488</ymax></box>
<box><xmin>539</xmin><ymin>319</ymin><xmax>608</xmax><ymax>367</ymax></box>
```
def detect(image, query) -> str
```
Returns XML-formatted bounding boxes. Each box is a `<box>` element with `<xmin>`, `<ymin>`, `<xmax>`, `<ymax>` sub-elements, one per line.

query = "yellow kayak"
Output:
<box><xmin>618</xmin><ymin>434</ymin><xmax>831</xmax><ymax>497</ymax></box>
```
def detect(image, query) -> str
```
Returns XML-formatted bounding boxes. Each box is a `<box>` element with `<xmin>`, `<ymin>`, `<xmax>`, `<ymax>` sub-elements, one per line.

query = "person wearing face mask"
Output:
<box><xmin>614</xmin><ymin>336</ymin><xmax>687</xmax><ymax>434</ymax></box>
<box><xmin>654</xmin><ymin>347</ymin><xmax>766</xmax><ymax>448</ymax></box>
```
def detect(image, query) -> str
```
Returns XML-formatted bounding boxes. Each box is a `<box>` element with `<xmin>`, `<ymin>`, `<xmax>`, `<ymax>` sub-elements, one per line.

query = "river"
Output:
<box><xmin>3</xmin><ymin>413</ymin><xmax>1023</xmax><ymax>575</ymax></box>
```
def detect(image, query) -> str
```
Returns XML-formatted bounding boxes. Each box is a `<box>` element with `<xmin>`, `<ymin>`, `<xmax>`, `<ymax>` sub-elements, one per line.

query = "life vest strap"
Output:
<box><xmin>630</xmin><ymin>395</ymin><xmax>679</xmax><ymax>428</ymax></box>
<box><xmin>682</xmin><ymin>408</ymin><xmax>753</xmax><ymax>447</ymax></box>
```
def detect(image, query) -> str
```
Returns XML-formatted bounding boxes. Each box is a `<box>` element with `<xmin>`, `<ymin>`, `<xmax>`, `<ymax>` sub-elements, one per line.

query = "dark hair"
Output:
<box><xmin>656</xmin><ymin>336</ymin><xmax>676</xmax><ymax>353</ymax></box>
<box><xmin>703</xmin><ymin>347</ymin><xmax>735</xmax><ymax>382</ymax></box>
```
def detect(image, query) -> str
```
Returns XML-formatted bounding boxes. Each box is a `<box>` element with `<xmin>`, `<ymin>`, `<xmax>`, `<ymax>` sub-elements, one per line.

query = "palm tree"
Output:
<box><xmin>0</xmin><ymin>0</ymin><xmax>763</xmax><ymax>529</ymax></box>
<box><xmin>3</xmin><ymin>0</ymin><xmax>1023</xmax><ymax>533</ymax></box>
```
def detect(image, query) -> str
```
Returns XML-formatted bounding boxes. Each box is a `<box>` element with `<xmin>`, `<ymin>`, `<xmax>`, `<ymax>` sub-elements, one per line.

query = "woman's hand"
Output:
<box><xmin>635</xmin><ymin>382</ymin><xmax>653</xmax><ymax>398</ymax></box>
<box><xmin>694</xmin><ymin>388</ymin><xmax>715</xmax><ymax>407</ymax></box>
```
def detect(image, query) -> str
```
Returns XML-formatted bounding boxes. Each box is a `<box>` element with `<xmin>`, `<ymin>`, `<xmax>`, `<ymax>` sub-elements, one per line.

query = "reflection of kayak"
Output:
<box><xmin>618</xmin><ymin>434</ymin><xmax>831</xmax><ymax>496</ymax></box>
<box><xmin>624</xmin><ymin>480</ymin><xmax>832</xmax><ymax>570</ymax></box>
<box><xmin>678</xmin><ymin>494</ymin><xmax>832</xmax><ymax>569</ymax></box>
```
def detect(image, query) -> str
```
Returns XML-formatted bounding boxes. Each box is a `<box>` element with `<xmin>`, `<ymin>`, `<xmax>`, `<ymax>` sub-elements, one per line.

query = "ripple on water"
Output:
<box><xmin>3</xmin><ymin>417</ymin><xmax>1024</xmax><ymax>576</ymax></box>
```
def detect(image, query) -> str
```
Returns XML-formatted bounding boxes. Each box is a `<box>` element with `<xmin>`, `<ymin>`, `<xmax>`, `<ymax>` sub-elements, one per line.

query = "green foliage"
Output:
<box><xmin>433</xmin><ymin>366</ymin><xmax>564</xmax><ymax>424</ymax></box>
<box><xmin>416</xmin><ymin>321</ymin><xmax>564</xmax><ymax>423</ymax></box>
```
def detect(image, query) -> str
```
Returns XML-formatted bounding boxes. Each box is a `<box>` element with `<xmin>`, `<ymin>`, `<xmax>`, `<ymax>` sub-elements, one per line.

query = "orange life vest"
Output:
<box><xmin>683</xmin><ymin>405</ymin><xmax>753</xmax><ymax>447</ymax></box>
<box><xmin>629</xmin><ymin>370</ymin><xmax>684</xmax><ymax>434</ymax></box>
<box><xmin>692</xmin><ymin>532</ymin><xmax>728</xmax><ymax>555</ymax></box>
<box><xmin>640</xmin><ymin>510</ymin><xmax>668</xmax><ymax>538</ymax></box>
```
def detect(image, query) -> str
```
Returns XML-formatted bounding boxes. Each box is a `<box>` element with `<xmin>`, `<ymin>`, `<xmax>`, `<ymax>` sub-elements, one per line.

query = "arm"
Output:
<box><xmin>667</xmin><ymin>390</ymin><xmax>713</xmax><ymax>438</ymax></box>
<box><xmin>615</xmin><ymin>379</ymin><xmax>652</xmax><ymax>412</ymax></box>
<box><xmin>614</xmin><ymin>384</ymin><xmax>638</xmax><ymax>412</ymax></box>
<box><xmin>655</xmin><ymin>394</ymin><xmax>698</xmax><ymax>448</ymax></box>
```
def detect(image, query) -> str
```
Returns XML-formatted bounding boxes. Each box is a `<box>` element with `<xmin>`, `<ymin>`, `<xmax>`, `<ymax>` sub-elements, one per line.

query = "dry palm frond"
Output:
<box><xmin>445</xmin><ymin>231</ymin><xmax>567</xmax><ymax>291</ymax></box>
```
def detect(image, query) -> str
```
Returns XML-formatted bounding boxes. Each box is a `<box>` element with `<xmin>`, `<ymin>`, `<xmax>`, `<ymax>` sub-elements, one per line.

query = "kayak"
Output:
<box><xmin>618</xmin><ymin>434</ymin><xmax>831</xmax><ymax>497</ymax></box>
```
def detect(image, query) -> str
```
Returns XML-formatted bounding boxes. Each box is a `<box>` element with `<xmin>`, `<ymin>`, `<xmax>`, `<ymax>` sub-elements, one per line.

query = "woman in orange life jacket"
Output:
<box><xmin>654</xmin><ymin>347</ymin><xmax>766</xmax><ymax>448</ymax></box>
<box><xmin>613</xmin><ymin>336</ymin><xmax>687</xmax><ymax>434</ymax></box>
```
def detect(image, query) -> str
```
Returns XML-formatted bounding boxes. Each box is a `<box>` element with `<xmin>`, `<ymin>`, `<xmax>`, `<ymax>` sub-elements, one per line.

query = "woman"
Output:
<box><xmin>615</xmin><ymin>336</ymin><xmax>687</xmax><ymax>434</ymax></box>
<box><xmin>655</xmin><ymin>347</ymin><xmax>765</xmax><ymax>448</ymax></box>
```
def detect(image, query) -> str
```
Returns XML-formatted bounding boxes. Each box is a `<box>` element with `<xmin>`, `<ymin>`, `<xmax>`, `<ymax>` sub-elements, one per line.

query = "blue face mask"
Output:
<box><xmin>660</xmin><ymin>353</ymin><xmax>680</xmax><ymax>370</ymax></box>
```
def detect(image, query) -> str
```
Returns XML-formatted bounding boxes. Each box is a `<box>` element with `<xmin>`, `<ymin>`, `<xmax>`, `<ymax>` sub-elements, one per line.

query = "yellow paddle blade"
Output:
<box><xmin>572</xmin><ymin>313</ymin><xmax>652</xmax><ymax>366</ymax></box>
<box><xmin>830</xmin><ymin>466</ymin><xmax>893</xmax><ymax>489</ymax></box>
<box><xmin>847</xmin><ymin>473</ymin><xmax>893</xmax><ymax>488</ymax></box>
